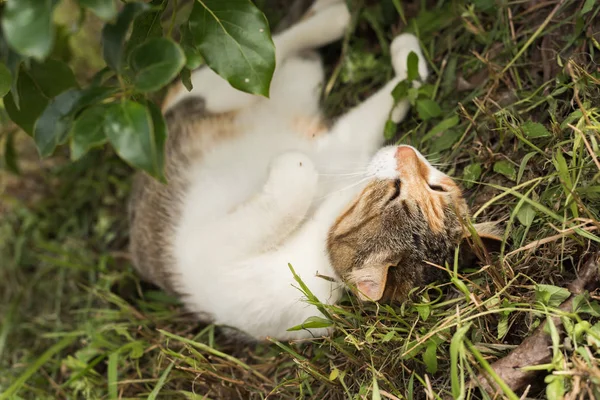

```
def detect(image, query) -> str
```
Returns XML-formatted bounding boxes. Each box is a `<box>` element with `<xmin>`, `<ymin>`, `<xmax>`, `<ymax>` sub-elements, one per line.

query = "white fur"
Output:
<box><xmin>170</xmin><ymin>2</ymin><xmax>431</xmax><ymax>340</ymax></box>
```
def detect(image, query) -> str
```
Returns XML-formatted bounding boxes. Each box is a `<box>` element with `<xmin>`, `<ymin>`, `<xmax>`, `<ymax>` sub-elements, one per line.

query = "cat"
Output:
<box><xmin>128</xmin><ymin>0</ymin><xmax>499</xmax><ymax>341</ymax></box>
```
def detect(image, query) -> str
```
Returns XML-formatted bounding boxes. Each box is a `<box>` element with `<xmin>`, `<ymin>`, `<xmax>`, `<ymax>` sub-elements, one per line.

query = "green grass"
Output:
<box><xmin>2</xmin><ymin>0</ymin><xmax>600</xmax><ymax>398</ymax></box>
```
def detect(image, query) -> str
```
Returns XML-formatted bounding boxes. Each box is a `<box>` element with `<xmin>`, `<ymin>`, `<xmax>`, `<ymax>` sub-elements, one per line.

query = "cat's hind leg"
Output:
<box><xmin>268</xmin><ymin>52</ymin><xmax>325</xmax><ymax>116</ymax></box>
<box><xmin>162</xmin><ymin>2</ymin><xmax>350</xmax><ymax>114</ymax></box>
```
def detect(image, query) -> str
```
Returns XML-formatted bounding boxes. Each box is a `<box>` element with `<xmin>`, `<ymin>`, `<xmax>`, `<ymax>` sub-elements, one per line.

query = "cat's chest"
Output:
<box><xmin>183</xmin><ymin>114</ymin><xmax>320</xmax><ymax>220</ymax></box>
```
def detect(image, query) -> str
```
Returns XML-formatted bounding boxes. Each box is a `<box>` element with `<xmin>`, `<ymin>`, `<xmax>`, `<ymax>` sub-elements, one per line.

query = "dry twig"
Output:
<box><xmin>471</xmin><ymin>253</ymin><xmax>600</xmax><ymax>396</ymax></box>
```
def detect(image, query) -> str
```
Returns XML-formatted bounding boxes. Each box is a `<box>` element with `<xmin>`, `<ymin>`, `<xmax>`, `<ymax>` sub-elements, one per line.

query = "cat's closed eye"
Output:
<box><xmin>428</xmin><ymin>184</ymin><xmax>446</xmax><ymax>192</ymax></box>
<box><xmin>387</xmin><ymin>179</ymin><xmax>401</xmax><ymax>204</ymax></box>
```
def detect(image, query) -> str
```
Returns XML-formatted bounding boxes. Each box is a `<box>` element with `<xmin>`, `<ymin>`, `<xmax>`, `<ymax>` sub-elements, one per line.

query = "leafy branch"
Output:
<box><xmin>0</xmin><ymin>0</ymin><xmax>275</xmax><ymax>179</ymax></box>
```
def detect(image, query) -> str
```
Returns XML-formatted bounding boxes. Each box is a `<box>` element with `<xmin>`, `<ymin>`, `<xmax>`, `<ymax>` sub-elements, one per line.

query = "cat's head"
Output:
<box><xmin>327</xmin><ymin>145</ymin><xmax>500</xmax><ymax>302</ymax></box>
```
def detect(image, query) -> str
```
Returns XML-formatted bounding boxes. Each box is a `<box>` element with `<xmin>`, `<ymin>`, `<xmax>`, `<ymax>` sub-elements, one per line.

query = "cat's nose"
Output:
<box><xmin>395</xmin><ymin>145</ymin><xmax>417</xmax><ymax>160</ymax></box>
<box><xmin>395</xmin><ymin>145</ymin><xmax>428</xmax><ymax>182</ymax></box>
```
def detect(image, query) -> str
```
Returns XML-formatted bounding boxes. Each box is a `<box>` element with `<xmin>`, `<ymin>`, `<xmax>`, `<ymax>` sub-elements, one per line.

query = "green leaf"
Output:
<box><xmin>572</xmin><ymin>294</ymin><xmax>600</xmax><ymax>316</ymax></box>
<box><xmin>29</xmin><ymin>59</ymin><xmax>78</xmax><ymax>98</ymax></box>
<box><xmin>72</xmin><ymin>86</ymin><xmax>118</xmax><ymax>113</ymax></box>
<box><xmin>407</xmin><ymin>87</ymin><xmax>419</xmax><ymax>105</ymax></box>
<box><xmin>587</xmin><ymin>322</ymin><xmax>600</xmax><ymax>349</ymax></box>
<box><xmin>522</xmin><ymin>120</ymin><xmax>551</xmax><ymax>139</ymax></box>
<box><xmin>70</xmin><ymin>105</ymin><xmax>109</xmax><ymax>160</ymax></box>
<box><xmin>545</xmin><ymin>375</ymin><xmax>565</xmax><ymax>400</ymax></box>
<box><xmin>4</xmin><ymin>131</ymin><xmax>19</xmax><ymax>174</ymax></box>
<box><xmin>429</xmin><ymin>129</ymin><xmax>461</xmax><ymax>153</ymax></box>
<box><xmin>581</xmin><ymin>0</ymin><xmax>597</xmax><ymax>15</ymax></box>
<box><xmin>416</xmin><ymin>83</ymin><xmax>435</xmax><ymax>98</ymax></box>
<box><xmin>328</xmin><ymin>368</ymin><xmax>339</xmax><ymax>381</ymax></box>
<box><xmin>126</xmin><ymin>0</ymin><xmax>167</xmax><ymax>55</ymax></box>
<box><xmin>516</xmin><ymin>204</ymin><xmax>536</xmax><ymax>227</ymax></box>
<box><xmin>102</xmin><ymin>2</ymin><xmax>150</xmax><ymax>71</ymax></box>
<box><xmin>406</xmin><ymin>51</ymin><xmax>420</xmax><ymax>81</ymax></box>
<box><xmin>104</xmin><ymin>100</ymin><xmax>166</xmax><ymax>179</ymax></box>
<box><xmin>415</xmin><ymin>304</ymin><xmax>431</xmax><ymax>321</ymax></box>
<box><xmin>381</xmin><ymin>331</ymin><xmax>395</xmax><ymax>342</ymax></box>
<box><xmin>452</xmin><ymin>276</ymin><xmax>471</xmax><ymax>300</ymax></box>
<box><xmin>553</xmin><ymin>150</ymin><xmax>573</xmax><ymax>189</ymax></box>
<box><xmin>473</xmin><ymin>0</ymin><xmax>496</xmax><ymax>12</ymax></box>
<box><xmin>422</xmin><ymin>115</ymin><xmax>460</xmax><ymax>142</ymax></box>
<box><xmin>516</xmin><ymin>151</ymin><xmax>536</xmax><ymax>184</ymax></box>
<box><xmin>79</xmin><ymin>0</ymin><xmax>117</xmax><ymax>21</ymax></box>
<box><xmin>497</xmin><ymin>312</ymin><xmax>508</xmax><ymax>339</ymax></box>
<box><xmin>493</xmin><ymin>160</ymin><xmax>516</xmax><ymax>181</ymax></box>
<box><xmin>130</xmin><ymin>38</ymin><xmax>186</xmax><ymax>92</ymax></box>
<box><xmin>34</xmin><ymin>89</ymin><xmax>82</xmax><ymax>157</ymax></box>
<box><xmin>180</xmin><ymin>22</ymin><xmax>204</xmax><ymax>71</ymax></box>
<box><xmin>423</xmin><ymin>340</ymin><xmax>438</xmax><ymax>374</ymax></box>
<box><xmin>560</xmin><ymin>109</ymin><xmax>583</xmax><ymax>130</ymax></box>
<box><xmin>180</xmin><ymin>68</ymin><xmax>193</xmax><ymax>92</ymax></box>
<box><xmin>416</xmin><ymin>99</ymin><xmax>442</xmax><ymax>120</ymax></box>
<box><xmin>1</xmin><ymin>0</ymin><xmax>56</xmax><ymax>60</ymax></box>
<box><xmin>384</xmin><ymin>120</ymin><xmax>397</xmax><ymax>140</ymax></box>
<box><xmin>0</xmin><ymin>63</ymin><xmax>12</xmax><ymax>97</ymax></box>
<box><xmin>128</xmin><ymin>341</ymin><xmax>145</xmax><ymax>360</ymax></box>
<box><xmin>4</xmin><ymin>70</ymin><xmax>49</xmax><ymax>135</ymax></box>
<box><xmin>463</xmin><ymin>163</ymin><xmax>481</xmax><ymax>189</ymax></box>
<box><xmin>573</xmin><ymin>320</ymin><xmax>591</xmax><ymax>341</ymax></box>
<box><xmin>286</xmin><ymin>316</ymin><xmax>332</xmax><ymax>331</ymax></box>
<box><xmin>0</xmin><ymin>42</ymin><xmax>23</xmax><ymax>106</ymax></box>
<box><xmin>391</xmin><ymin>80</ymin><xmax>410</xmax><ymax>102</ymax></box>
<box><xmin>189</xmin><ymin>0</ymin><xmax>275</xmax><ymax>96</ymax></box>
<box><xmin>535</xmin><ymin>284</ymin><xmax>570</xmax><ymax>307</ymax></box>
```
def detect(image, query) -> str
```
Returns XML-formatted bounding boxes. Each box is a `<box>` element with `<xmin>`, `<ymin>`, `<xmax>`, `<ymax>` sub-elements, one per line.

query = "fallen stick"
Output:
<box><xmin>471</xmin><ymin>253</ymin><xmax>600</xmax><ymax>396</ymax></box>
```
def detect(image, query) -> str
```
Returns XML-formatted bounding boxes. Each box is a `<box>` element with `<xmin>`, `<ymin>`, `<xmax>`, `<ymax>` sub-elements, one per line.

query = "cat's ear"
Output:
<box><xmin>460</xmin><ymin>221</ymin><xmax>504</xmax><ymax>264</ymax></box>
<box><xmin>351</xmin><ymin>265</ymin><xmax>391</xmax><ymax>302</ymax></box>
<box><xmin>470</xmin><ymin>221</ymin><xmax>503</xmax><ymax>240</ymax></box>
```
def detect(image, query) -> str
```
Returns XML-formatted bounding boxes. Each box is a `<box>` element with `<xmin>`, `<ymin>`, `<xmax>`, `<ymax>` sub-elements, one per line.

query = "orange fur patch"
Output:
<box><xmin>292</xmin><ymin>116</ymin><xmax>328</xmax><ymax>139</ymax></box>
<box><xmin>395</xmin><ymin>147</ymin><xmax>445</xmax><ymax>233</ymax></box>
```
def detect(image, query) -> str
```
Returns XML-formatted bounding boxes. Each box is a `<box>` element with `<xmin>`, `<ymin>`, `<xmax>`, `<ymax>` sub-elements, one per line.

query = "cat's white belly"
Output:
<box><xmin>182</xmin><ymin>124</ymin><xmax>315</xmax><ymax>223</ymax></box>
<box><xmin>171</xmin><ymin>119</ymin><xmax>347</xmax><ymax>339</ymax></box>
<box><xmin>178</xmin><ymin>238</ymin><xmax>344</xmax><ymax>340</ymax></box>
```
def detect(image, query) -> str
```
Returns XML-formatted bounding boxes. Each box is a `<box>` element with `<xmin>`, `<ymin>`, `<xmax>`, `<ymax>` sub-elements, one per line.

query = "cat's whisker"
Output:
<box><xmin>318</xmin><ymin>172</ymin><xmax>366</xmax><ymax>177</ymax></box>
<box><xmin>317</xmin><ymin>168</ymin><xmax>367</xmax><ymax>174</ymax></box>
<box><xmin>316</xmin><ymin>164</ymin><xmax>368</xmax><ymax>172</ymax></box>
<box><xmin>317</xmin><ymin>176</ymin><xmax>372</xmax><ymax>200</ymax></box>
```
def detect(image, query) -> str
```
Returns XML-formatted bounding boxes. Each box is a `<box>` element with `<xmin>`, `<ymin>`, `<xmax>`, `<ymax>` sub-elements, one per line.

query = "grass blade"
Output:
<box><xmin>0</xmin><ymin>334</ymin><xmax>78</xmax><ymax>400</ymax></box>
<box><xmin>108</xmin><ymin>351</ymin><xmax>118</xmax><ymax>399</ymax></box>
<box><xmin>148</xmin><ymin>361</ymin><xmax>174</xmax><ymax>400</ymax></box>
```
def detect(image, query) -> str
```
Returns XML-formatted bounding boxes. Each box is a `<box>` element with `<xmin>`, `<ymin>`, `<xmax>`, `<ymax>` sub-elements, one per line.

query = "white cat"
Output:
<box><xmin>129</xmin><ymin>0</ymin><xmax>490</xmax><ymax>340</ymax></box>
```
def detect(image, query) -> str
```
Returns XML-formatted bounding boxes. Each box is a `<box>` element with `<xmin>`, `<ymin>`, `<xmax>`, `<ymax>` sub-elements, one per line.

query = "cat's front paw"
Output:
<box><xmin>390</xmin><ymin>33</ymin><xmax>429</xmax><ymax>82</ymax></box>
<box><xmin>266</xmin><ymin>151</ymin><xmax>318</xmax><ymax>207</ymax></box>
